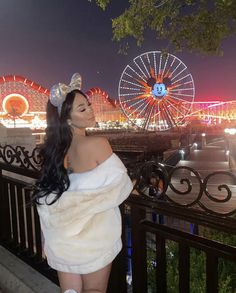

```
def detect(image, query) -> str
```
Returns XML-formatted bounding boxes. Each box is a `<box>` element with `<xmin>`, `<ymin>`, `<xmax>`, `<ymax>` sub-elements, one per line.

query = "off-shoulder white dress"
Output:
<box><xmin>37</xmin><ymin>153</ymin><xmax>133</xmax><ymax>274</ymax></box>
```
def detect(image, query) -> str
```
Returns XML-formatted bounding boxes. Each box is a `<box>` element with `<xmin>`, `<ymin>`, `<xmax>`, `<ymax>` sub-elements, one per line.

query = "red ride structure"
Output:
<box><xmin>86</xmin><ymin>87</ymin><xmax>124</xmax><ymax>124</ymax></box>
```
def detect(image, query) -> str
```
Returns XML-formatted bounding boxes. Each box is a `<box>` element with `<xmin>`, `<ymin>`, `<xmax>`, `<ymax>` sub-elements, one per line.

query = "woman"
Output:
<box><xmin>33</xmin><ymin>73</ymin><xmax>133</xmax><ymax>293</ymax></box>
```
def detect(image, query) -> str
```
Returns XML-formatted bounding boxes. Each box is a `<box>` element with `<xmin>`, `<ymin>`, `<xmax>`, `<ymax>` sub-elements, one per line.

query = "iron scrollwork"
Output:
<box><xmin>1</xmin><ymin>144</ymin><xmax>236</xmax><ymax>216</ymax></box>
<box><xmin>0</xmin><ymin>145</ymin><xmax>41</xmax><ymax>171</ymax></box>
<box><xmin>129</xmin><ymin>161</ymin><xmax>236</xmax><ymax>217</ymax></box>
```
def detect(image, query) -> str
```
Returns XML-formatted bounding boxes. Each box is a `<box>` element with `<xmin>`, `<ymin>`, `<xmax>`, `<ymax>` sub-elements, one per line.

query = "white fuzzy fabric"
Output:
<box><xmin>37</xmin><ymin>153</ymin><xmax>133</xmax><ymax>274</ymax></box>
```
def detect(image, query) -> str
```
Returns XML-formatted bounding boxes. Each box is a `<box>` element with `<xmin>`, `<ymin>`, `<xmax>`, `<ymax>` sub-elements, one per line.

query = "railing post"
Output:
<box><xmin>206</xmin><ymin>253</ymin><xmax>218</xmax><ymax>293</ymax></box>
<box><xmin>0</xmin><ymin>174</ymin><xmax>11</xmax><ymax>243</ymax></box>
<box><xmin>9</xmin><ymin>182</ymin><xmax>19</xmax><ymax>247</ymax></box>
<box><xmin>156</xmin><ymin>233</ymin><xmax>167</xmax><ymax>293</ymax></box>
<box><xmin>130</xmin><ymin>204</ymin><xmax>147</xmax><ymax>293</ymax></box>
<box><xmin>108</xmin><ymin>205</ymin><xmax>128</xmax><ymax>293</ymax></box>
<box><xmin>179</xmin><ymin>242</ymin><xmax>190</xmax><ymax>293</ymax></box>
<box><xmin>16</xmin><ymin>184</ymin><xmax>27</xmax><ymax>251</ymax></box>
<box><xmin>24</xmin><ymin>188</ymin><xmax>34</xmax><ymax>256</ymax></box>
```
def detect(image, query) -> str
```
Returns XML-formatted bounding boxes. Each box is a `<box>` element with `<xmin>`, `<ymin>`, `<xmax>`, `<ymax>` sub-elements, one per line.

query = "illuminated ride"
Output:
<box><xmin>0</xmin><ymin>75</ymin><xmax>49</xmax><ymax>129</ymax></box>
<box><xmin>118</xmin><ymin>51</ymin><xmax>195</xmax><ymax>131</ymax></box>
<box><xmin>186</xmin><ymin>100</ymin><xmax>236</xmax><ymax>123</ymax></box>
<box><xmin>86</xmin><ymin>87</ymin><xmax>123</xmax><ymax>124</ymax></box>
<box><xmin>1</xmin><ymin>74</ymin><xmax>235</xmax><ymax>131</ymax></box>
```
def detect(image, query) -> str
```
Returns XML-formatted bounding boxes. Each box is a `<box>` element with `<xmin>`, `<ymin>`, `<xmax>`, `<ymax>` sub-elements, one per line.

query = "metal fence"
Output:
<box><xmin>0</xmin><ymin>144</ymin><xmax>236</xmax><ymax>293</ymax></box>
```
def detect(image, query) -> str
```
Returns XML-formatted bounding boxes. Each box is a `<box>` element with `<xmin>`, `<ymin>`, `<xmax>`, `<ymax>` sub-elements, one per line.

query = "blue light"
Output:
<box><xmin>152</xmin><ymin>83</ymin><xmax>168</xmax><ymax>99</ymax></box>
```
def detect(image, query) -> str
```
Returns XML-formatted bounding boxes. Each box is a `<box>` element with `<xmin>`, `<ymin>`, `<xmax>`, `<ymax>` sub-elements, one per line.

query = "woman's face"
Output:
<box><xmin>70</xmin><ymin>93</ymin><xmax>95</xmax><ymax>128</ymax></box>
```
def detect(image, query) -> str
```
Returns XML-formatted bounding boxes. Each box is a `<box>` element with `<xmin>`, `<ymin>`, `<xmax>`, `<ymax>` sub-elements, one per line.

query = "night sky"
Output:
<box><xmin>0</xmin><ymin>0</ymin><xmax>235</xmax><ymax>101</ymax></box>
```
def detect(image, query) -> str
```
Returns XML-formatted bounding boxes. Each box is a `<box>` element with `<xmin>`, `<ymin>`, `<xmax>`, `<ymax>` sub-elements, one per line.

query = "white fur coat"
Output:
<box><xmin>37</xmin><ymin>153</ymin><xmax>133</xmax><ymax>274</ymax></box>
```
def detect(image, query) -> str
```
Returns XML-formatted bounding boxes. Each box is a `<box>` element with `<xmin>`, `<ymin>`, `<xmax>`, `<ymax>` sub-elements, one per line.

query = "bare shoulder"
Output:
<box><xmin>86</xmin><ymin>136</ymin><xmax>113</xmax><ymax>164</ymax></box>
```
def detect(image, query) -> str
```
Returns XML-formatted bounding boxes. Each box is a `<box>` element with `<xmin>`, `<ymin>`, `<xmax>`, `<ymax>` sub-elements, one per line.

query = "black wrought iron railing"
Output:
<box><xmin>0</xmin><ymin>144</ymin><xmax>235</xmax><ymax>292</ymax></box>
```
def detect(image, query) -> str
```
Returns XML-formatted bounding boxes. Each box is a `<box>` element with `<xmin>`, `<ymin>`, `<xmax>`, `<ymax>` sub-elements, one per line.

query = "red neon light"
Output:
<box><xmin>0</xmin><ymin>75</ymin><xmax>50</xmax><ymax>96</ymax></box>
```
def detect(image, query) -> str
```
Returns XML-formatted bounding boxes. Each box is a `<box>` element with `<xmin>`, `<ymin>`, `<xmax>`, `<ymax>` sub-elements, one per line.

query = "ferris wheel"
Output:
<box><xmin>118</xmin><ymin>51</ymin><xmax>195</xmax><ymax>131</ymax></box>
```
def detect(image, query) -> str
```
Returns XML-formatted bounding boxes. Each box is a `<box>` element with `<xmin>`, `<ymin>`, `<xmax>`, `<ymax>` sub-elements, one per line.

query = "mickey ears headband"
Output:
<box><xmin>49</xmin><ymin>73</ymin><xmax>82</xmax><ymax>115</ymax></box>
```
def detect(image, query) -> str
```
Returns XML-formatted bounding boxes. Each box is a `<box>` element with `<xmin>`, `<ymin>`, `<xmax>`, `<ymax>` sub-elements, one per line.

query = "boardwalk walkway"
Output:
<box><xmin>166</xmin><ymin>139</ymin><xmax>236</xmax><ymax>214</ymax></box>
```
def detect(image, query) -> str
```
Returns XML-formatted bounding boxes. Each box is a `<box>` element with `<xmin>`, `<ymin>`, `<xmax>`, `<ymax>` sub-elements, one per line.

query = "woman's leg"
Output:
<box><xmin>57</xmin><ymin>271</ymin><xmax>83</xmax><ymax>293</ymax></box>
<box><xmin>81</xmin><ymin>263</ymin><xmax>112</xmax><ymax>293</ymax></box>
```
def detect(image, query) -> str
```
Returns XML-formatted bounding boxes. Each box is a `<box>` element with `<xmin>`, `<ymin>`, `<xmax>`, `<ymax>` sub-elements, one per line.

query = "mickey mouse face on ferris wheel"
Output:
<box><xmin>147</xmin><ymin>76</ymin><xmax>172</xmax><ymax>99</ymax></box>
<box><xmin>152</xmin><ymin>83</ymin><xmax>167</xmax><ymax>98</ymax></box>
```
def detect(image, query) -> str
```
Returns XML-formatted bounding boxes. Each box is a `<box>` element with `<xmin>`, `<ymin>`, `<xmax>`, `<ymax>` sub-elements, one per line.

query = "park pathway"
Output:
<box><xmin>166</xmin><ymin>139</ymin><xmax>236</xmax><ymax>214</ymax></box>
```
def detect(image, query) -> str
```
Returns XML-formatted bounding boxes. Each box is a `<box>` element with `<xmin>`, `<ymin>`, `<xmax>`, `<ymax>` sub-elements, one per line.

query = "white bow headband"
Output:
<box><xmin>49</xmin><ymin>73</ymin><xmax>82</xmax><ymax>115</ymax></box>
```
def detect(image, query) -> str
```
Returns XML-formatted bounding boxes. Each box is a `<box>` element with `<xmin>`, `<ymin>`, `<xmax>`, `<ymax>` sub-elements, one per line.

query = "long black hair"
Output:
<box><xmin>32</xmin><ymin>89</ymin><xmax>87</xmax><ymax>205</ymax></box>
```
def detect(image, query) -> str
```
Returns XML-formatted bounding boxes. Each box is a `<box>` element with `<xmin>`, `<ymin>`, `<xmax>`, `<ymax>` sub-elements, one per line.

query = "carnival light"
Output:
<box><xmin>224</xmin><ymin>128</ymin><xmax>236</xmax><ymax>135</ymax></box>
<box><xmin>31</xmin><ymin>115</ymin><xmax>47</xmax><ymax>129</ymax></box>
<box><xmin>2</xmin><ymin>93</ymin><xmax>29</xmax><ymax>117</ymax></box>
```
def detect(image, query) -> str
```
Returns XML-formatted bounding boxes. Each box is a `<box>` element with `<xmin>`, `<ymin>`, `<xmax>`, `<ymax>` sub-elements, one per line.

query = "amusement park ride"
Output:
<box><xmin>118</xmin><ymin>51</ymin><xmax>195</xmax><ymax>131</ymax></box>
<box><xmin>0</xmin><ymin>51</ymin><xmax>235</xmax><ymax>131</ymax></box>
<box><xmin>118</xmin><ymin>51</ymin><xmax>236</xmax><ymax>131</ymax></box>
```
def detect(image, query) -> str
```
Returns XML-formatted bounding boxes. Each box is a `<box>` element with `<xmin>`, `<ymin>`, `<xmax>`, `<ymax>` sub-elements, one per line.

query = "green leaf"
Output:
<box><xmin>90</xmin><ymin>0</ymin><xmax>236</xmax><ymax>55</ymax></box>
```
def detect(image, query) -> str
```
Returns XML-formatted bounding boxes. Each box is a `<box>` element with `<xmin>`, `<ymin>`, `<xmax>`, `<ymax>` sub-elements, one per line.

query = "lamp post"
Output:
<box><xmin>201</xmin><ymin>132</ymin><xmax>206</xmax><ymax>148</ymax></box>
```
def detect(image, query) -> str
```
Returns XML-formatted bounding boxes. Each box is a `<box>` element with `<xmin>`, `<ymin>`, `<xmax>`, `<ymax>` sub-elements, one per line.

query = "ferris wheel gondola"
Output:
<box><xmin>118</xmin><ymin>51</ymin><xmax>195</xmax><ymax>131</ymax></box>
